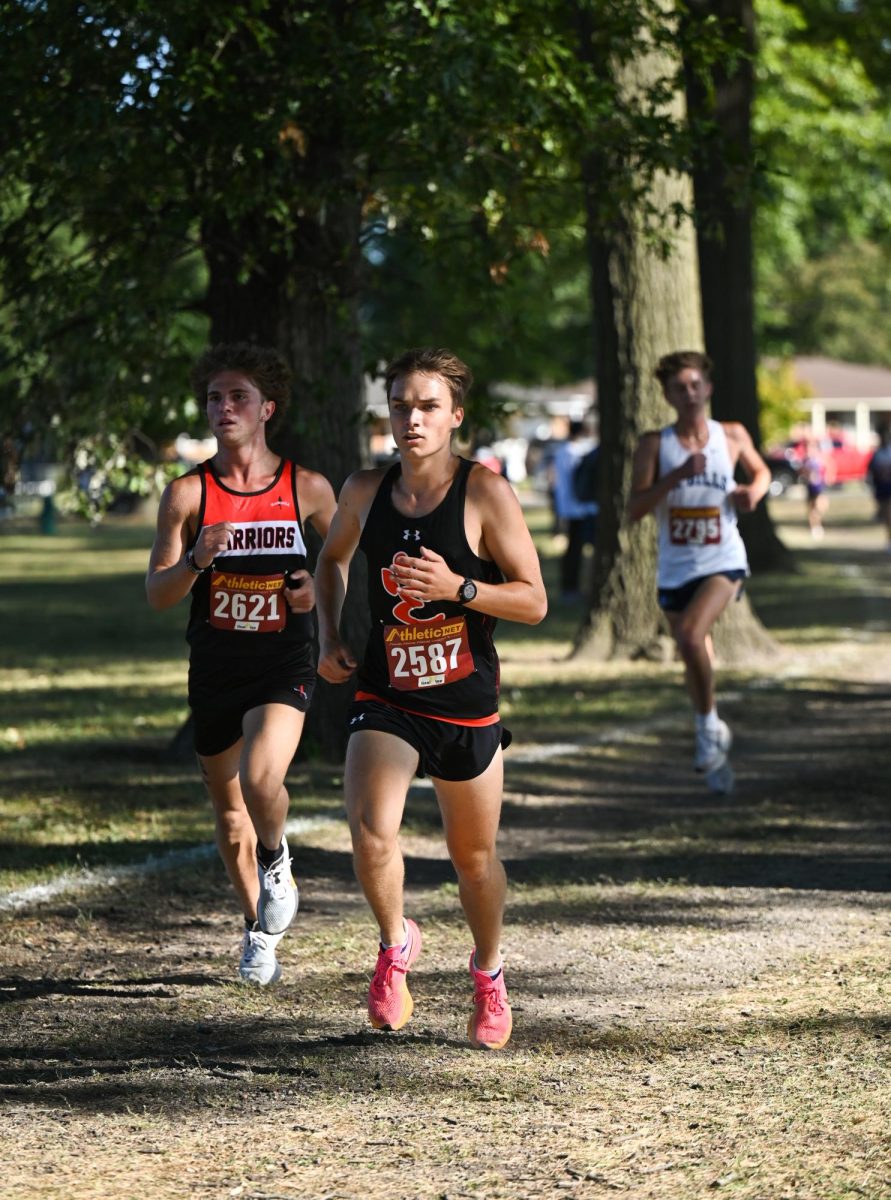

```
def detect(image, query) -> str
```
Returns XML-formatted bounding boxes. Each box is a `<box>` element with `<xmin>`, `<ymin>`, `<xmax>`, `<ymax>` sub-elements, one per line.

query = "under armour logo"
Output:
<box><xmin>350</xmin><ymin>713</ymin><xmax>366</xmax><ymax>726</ymax></box>
<box><xmin>402</xmin><ymin>528</ymin><xmax>421</xmax><ymax>542</ymax></box>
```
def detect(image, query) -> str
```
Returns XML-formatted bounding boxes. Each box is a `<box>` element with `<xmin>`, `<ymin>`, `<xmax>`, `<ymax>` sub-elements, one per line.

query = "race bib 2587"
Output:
<box><xmin>383</xmin><ymin>616</ymin><xmax>473</xmax><ymax>691</ymax></box>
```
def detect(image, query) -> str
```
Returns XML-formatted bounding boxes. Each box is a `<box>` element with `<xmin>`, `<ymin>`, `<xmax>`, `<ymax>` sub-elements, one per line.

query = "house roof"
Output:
<box><xmin>789</xmin><ymin>356</ymin><xmax>891</xmax><ymax>399</ymax></box>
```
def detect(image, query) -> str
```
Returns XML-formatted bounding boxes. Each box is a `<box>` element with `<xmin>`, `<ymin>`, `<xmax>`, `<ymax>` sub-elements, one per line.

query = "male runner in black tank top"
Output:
<box><xmin>146</xmin><ymin>343</ymin><xmax>336</xmax><ymax>986</ymax></box>
<box><xmin>316</xmin><ymin>347</ymin><xmax>547</xmax><ymax>1050</ymax></box>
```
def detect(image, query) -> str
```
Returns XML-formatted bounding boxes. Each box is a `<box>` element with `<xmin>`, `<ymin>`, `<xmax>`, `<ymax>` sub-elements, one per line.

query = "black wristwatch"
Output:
<box><xmin>184</xmin><ymin>547</ymin><xmax>210</xmax><ymax>575</ymax></box>
<box><xmin>457</xmin><ymin>577</ymin><xmax>478</xmax><ymax>604</ymax></box>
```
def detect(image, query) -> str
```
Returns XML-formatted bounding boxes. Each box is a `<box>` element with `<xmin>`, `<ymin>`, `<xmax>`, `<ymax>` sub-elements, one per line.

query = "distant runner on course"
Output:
<box><xmin>315</xmin><ymin>346</ymin><xmax>547</xmax><ymax>1050</ymax></box>
<box><xmin>146</xmin><ymin>343</ymin><xmax>336</xmax><ymax>985</ymax></box>
<box><xmin>629</xmin><ymin>350</ymin><xmax>770</xmax><ymax>793</ymax></box>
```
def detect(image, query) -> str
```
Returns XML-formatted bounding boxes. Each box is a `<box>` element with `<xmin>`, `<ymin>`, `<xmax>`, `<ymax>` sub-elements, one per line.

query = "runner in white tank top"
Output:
<box><xmin>629</xmin><ymin>351</ymin><xmax>770</xmax><ymax>793</ymax></box>
<box><xmin>656</xmin><ymin>419</ymin><xmax>748</xmax><ymax>589</ymax></box>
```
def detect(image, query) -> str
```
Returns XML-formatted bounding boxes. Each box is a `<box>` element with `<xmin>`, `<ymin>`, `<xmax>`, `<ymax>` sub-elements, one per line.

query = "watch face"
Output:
<box><xmin>460</xmin><ymin>579</ymin><xmax>477</xmax><ymax>602</ymax></box>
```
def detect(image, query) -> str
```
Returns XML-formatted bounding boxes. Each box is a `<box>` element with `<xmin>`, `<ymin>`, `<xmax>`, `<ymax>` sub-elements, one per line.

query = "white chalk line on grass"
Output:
<box><xmin>0</xmin><ymin>814</ymin><xmax>338</xmax><ymax>916</ymax></box>
<box><xmin>6</xmin><ymin>725</ymin><xmax>673</xmax><ymax>902</ymax></box>
<box><xmin>0</xmin><ymin>705</ymin><xmax>746</xmax><ymax>910</ymax></box>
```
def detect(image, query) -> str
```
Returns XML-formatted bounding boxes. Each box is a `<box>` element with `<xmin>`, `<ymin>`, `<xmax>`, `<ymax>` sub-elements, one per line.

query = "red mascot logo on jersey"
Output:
<box><xmin>381</xmin><ymin>551</ymin><xmax>446</xmax><ymax>625</ymax></box>
<box><xmin>380</xmin><ymin>552</ymin><xmax>472</xmax><ymax>690</ymax></box>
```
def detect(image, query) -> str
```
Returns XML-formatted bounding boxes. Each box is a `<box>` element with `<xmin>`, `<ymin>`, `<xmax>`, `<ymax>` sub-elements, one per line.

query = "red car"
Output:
<box><xmin>765</xmin><ymin>433</ymin><xmax>872</xmax><ymax>496</ymax></box>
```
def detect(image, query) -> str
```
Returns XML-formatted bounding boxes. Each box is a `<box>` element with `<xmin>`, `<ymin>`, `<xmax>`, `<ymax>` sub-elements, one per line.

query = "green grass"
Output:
<box><xmin>2</xmin><ymin>500</ymin><xmax>889</xmax><ymax>894</ymax></box>
<box><xmin>0</xmin><ymin>517</ymin><xmax>348</xmax><ymax>891</ymax></box>
<box><xmin>2</xmin><ymin>502</ymin><xmax>889</xmax><ymax>1200</ymax></box>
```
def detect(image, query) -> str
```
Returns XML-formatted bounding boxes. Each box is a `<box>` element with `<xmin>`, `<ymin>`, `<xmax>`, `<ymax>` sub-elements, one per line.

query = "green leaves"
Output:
<box><xmin>754</xmin><ymin>0</ymin><xmax>891</xmax><ymax>358</ymax></box>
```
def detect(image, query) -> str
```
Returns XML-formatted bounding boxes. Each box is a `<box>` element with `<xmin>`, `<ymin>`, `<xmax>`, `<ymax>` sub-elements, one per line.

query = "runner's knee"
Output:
<box><xmin>351</xmin><ymin>816</ymin><xmax>400</xmax><ymax>869</ymax></box>
<box><xmin>449</xmin><ymin>843</ymin><xmax>499</xmax><ymax>887</ymax></box>
<box><xmin>214</xmin><ymin>803</ymin><xmax>253</xmax><ymax>847</ymax></box>
<box><xmin>673</xmin><ymin>621</ymin><xmax>706</xmax><ymax>661</ymax></box>
<box><xmin>241</xmin><ymin>764</ymin><xmax>285</xmax><ymax>810</ymax></box>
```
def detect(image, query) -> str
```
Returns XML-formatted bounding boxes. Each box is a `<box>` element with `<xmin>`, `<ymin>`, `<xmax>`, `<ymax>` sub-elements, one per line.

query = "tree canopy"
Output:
<box><xmin>754</xmin><ymin>0</ymin><xmax>891</xmax><ymax>361</ymax></box>
<box><xmin>2</xmin><ymin>0</ymin><xmax>889</xmax><ymax>508</ymax></box>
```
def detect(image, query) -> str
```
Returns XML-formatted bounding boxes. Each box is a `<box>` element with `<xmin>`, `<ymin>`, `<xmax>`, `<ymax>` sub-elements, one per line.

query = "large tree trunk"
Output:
<box><xmin>271</xmin><ymin>204</ymin><xmax>370</xmax><ymax>763</ymax></box>
<box><xmin>682</xmin><ymin>0</ymin><xmax>792</xmax><ymax>573</ymax></box>
<box><xmin>184</xmin><ymin>203</ymin><xmax>371</xmax><ymax>761</ymax></box>
<box><xmin>575</xmin><ymin>7</ymin><xmax>775</xmax><ymax>665</ymax></box>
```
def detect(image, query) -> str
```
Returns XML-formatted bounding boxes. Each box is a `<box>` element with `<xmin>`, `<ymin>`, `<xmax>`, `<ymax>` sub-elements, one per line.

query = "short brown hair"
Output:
<box><xmin>384</xmin><ymin>347</ymin><xmax>473</xmax><ymax>409</ymax></box>
<box><xmin>190</xmin><ymin>342</ymin><xmax>292</xmax><ymax>425</ymax></box>
<box><xmin>654</xmin><ymin>350</ymin><xmax>713</xmax><ymax>389</ymax></box>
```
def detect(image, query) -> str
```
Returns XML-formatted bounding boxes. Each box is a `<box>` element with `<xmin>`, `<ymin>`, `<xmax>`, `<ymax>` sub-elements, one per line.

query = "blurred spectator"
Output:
<box><xmin>800</xmin><ymin>436</ymin><xmax>835</xmax><ymax>541</ymax></box>
<box><xmin>553</xmin><ymin>420</ymin><xmax>599</xmax><ymax>601</ymax></box>
<box><xmin>867</xmin><ymin>422</ymin><xmax>891</xmax><ymax>553</ymax></box>
<box><xmin>473</xmin><ymin>441</ymin><xmax>507</xmax><ymax>476</ymax></box>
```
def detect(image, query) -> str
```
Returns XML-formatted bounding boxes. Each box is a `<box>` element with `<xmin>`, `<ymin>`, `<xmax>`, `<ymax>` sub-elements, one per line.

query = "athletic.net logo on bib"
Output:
<box><xmin>380</xmin><ymin>552</ymin><xmax>473</xmax><ymax>690</ymax></box>
<box><xmin>383</xmin><ymin>618</ymin><xmax>473</xmax><ymax>690</ymax></box>
<box><xmin>669</xmin><ymin>505</ymin><xmax>721</xmax><ymax>546</ymax></box>
<box><xmin>209</xmin><ymin>570</ymin><xmax>286</xmax><ymax>633</ymax></box>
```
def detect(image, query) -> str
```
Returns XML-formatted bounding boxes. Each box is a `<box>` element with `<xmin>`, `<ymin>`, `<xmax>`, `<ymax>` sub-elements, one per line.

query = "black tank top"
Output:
<box><xmin>186</xmin><ymin>458</ymin><xmax>313</xmax><ymax>661</ymax></box>
<box><xmin>356</xmin><ymin>457</ymin><xmax>502</xmax><ymax>722</ymax></box>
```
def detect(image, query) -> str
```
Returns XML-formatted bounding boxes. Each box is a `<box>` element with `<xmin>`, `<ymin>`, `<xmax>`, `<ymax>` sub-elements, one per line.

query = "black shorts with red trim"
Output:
<box><xmin>347</xmin><ymin>699</ymin><xmax>512</xmax><ymax>782</ymax></box>
<box><xmin>188</xmin><ymin>644</ymin><xmax>315</xmax><ymax>758</ymax></box>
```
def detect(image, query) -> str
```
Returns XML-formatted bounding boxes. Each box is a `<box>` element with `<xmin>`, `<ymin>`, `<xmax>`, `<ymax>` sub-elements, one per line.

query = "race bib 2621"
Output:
<box><xmin>209</xmin><ymin>571</ymin><xmax>286</xmax><ymax>633</ymax></box>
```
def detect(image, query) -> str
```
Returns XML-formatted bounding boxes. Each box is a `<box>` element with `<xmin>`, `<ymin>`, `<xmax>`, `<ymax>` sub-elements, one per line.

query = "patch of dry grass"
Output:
<box><xmin>1</xmin><ymin>506</ymin><xmax>889</xmax><ymax>1199</ymax></box>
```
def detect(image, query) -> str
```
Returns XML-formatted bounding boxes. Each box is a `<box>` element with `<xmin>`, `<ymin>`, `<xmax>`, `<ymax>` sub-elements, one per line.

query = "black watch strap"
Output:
<box><xmin>184</xmin><ymin>548</ymin><xmax>210</xmax><ymax>575</ymax></box>
<box><xmin>457</xmin><ymin>577</ymin><xmax>478</xmax><ymax>604</ymax></box>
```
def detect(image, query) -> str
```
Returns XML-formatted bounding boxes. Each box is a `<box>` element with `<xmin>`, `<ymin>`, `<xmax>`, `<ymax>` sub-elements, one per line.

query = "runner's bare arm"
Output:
<box><xmin>145</xmin><ymin>475</ymin><xmax>233</xmax><ymax>611</ymax></box>
<box><xmin>627</xmin><ymin>432</ymin><xmax>705</xmax><ymax>522</ymax></box>
<box><xmin>724</xmin><ymin>423</ymin><xmax>771</xmax><ymax>514</ymax></box>
<box><xmin>285</xmin><ymin>468</ymin><xmax>339</xmax><ymax>614</ymax></box>
<box><xmin>298</xmin><ymin>467</ymin><xmax>338</xmax><ymax>541</ymax></box>
<box><xmin>390</xmin><ymin>468</ymin><xmax>547</xmax><ymax>624</ymax></box>
<box><xmin>315</xmin><ymin>471</ymin><xmax>381</xmax><ymax>682</ymax></box>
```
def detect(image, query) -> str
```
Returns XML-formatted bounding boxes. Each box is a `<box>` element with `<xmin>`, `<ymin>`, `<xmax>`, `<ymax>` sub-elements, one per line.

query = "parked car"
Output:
<box><xmin>764</xmin><ymin>432</ymin><xmax>872</xmax><ymax>497</ymax></box>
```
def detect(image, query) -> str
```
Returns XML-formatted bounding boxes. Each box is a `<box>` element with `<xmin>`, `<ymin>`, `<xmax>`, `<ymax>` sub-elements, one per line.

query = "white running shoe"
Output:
<box><xmin>705</xmin><ymin>761</ymin><xmax>735</xmax><ymax>795</ymax></box>
<box><xmin>256</xmin><ymin>837</ymin><xmax>299</xmax><ymax>935</ymax></box>
<box><xmin>694</xmin><ymin>719</ymin><xmax>732</xmax><ymax>773</ymax></box>
<box><xmin>239</xmin><ymin>924</ymin><xmax>283</xmax><ymax>986</ymax></box>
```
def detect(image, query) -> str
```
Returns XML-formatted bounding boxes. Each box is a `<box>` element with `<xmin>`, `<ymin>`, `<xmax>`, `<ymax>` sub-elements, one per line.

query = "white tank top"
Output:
<box><xmin>656</xmin><ymin>420</ymin><xmax>749</xmax><ymax>588</ymax></box>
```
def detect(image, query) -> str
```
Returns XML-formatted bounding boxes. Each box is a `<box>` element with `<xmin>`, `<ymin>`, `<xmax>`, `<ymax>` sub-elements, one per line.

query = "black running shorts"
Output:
<box><xmin>658</xmin><ymin>569</ymin><xmax>747</xmax><ymax>614</ymax></box>
<box><xmin>346</xmin><ymin>699</ymin><xmax>511</xmax><ymax>782</ymax></box>
<box><xmin>188</xmin><ymin>645</ymin><xmax>316</xmax><ymax>758</ymax></box>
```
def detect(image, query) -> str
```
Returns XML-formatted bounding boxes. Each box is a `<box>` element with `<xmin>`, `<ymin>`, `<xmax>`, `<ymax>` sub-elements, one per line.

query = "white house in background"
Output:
<box><xmin>785</xmin><ymin>356</ymin><xmax>891</xmax><ymax>448</ymax></box>
<box><xmin>492</xmin><ymin>357</ymin><xmax>891</xmax><ymax>451</ymax></box>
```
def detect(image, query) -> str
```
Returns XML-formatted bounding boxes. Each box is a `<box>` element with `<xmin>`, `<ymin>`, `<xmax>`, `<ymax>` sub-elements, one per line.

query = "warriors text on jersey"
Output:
<box><xmin>656</xmin><ymin>420</ymin><xmax>749</xmax><ymax>589</ymax></box>
<box><xmin>186</xmin><ymin>459</ymin><xmax>312</xmax><ymax>660</ymax></box>
<box><xmin>356</xmin><ymin>458</ymin><xmax>503</xmax><ymax>725</ymax></box>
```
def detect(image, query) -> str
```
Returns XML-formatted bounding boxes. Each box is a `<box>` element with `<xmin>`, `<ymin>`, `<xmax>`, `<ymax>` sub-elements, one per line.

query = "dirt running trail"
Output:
<box><xmin>1</xmin><ymin>546</ymin><xmax>889</xmax><ymax>1199</ymax></box>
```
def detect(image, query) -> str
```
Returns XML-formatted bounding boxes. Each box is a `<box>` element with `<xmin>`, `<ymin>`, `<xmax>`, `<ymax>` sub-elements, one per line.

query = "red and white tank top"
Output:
<box><xmin>186</xmin><ymin>458</ymin><xmax>312</xmax><ymax>660</ymax></box>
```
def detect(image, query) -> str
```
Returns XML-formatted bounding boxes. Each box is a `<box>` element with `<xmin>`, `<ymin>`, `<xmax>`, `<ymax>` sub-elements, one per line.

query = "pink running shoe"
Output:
<box><xmin>367</xmin><ymin>918</ymin><xmax>422</xmax><ymax>1031</ymax></box>
<box><xmin>467</xmin><ymin>952</ymin><xmax>513</xmax><ymax>1050</ymax></box>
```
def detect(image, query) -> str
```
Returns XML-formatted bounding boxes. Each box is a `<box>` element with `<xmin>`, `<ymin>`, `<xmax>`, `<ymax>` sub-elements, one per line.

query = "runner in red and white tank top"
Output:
<box><xmin>147</xmin><ymin>343</ymin><xmax>336</xmax><ymax>986</ymax></box>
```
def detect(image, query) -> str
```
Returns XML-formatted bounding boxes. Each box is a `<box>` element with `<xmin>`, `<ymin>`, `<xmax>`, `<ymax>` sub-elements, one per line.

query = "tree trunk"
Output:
<box><xmin>682</xmin><ymin>0</ymin><xmax>792</xmax><ymax>573</ymax></box>
<box><xmin>195</xmin><ymin>202</ymin><xmax>371</xmax><ymax>761</ymax></box>
<box><xmin>575</xmin><ymin>24</ymin><xmax>701</xmax><ymax>660</ymax></box>
<box><xmin>272</xmin><ymin>203</ymin><xmax>369</xmax><ymax>763</ymax></box>
<box><xmin>575</xmin><ymin>8</ymin><xmax>777</xmax><ymax>664</ymax></box>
